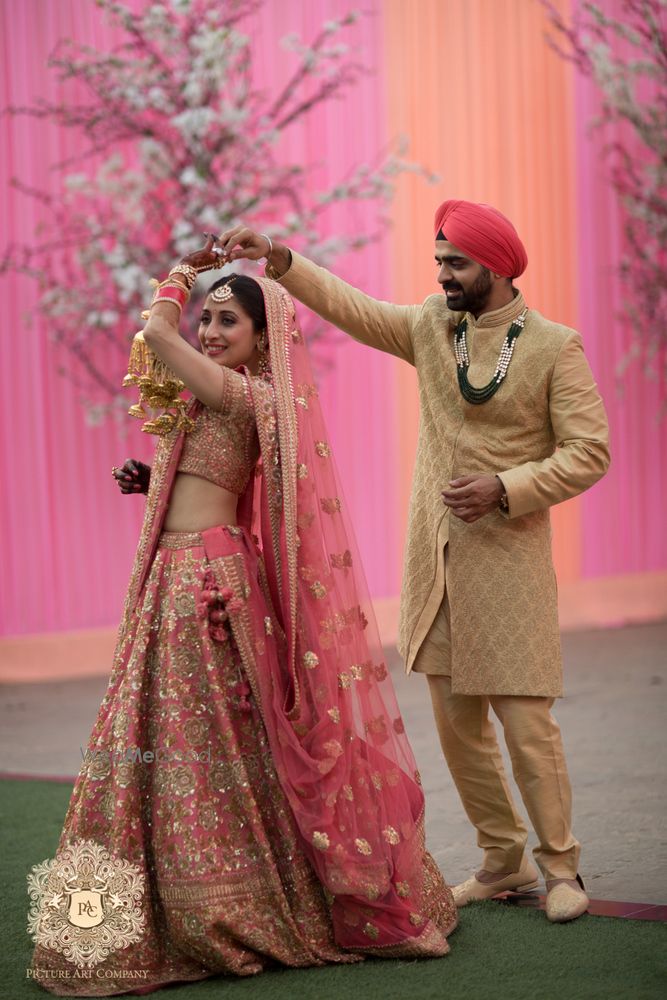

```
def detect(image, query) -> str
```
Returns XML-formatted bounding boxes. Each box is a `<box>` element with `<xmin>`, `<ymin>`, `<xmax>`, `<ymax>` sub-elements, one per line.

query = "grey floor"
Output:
<box><xmin>2</xmin><ymin>622</ymin><xmax>665</xmax><ymax>905</ymax></box>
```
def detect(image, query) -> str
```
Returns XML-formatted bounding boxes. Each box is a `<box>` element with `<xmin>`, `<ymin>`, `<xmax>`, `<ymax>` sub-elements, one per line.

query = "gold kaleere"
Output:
<box><xmin>122</xmin><ymin>283</ymin><xmax>195</xmax><ymax>436</ymax></box>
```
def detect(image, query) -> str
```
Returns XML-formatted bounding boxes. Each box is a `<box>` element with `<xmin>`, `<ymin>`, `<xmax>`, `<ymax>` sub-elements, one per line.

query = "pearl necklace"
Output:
<box><xmin>453</xmin><ymin>307</ymin><xmax>527</xmax><ymax>404</ymax></box>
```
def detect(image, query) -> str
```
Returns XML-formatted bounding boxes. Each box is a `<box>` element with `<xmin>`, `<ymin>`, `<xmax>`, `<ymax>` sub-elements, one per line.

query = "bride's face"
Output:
<box><xmin>198</xmin><ymin>294</ymin><xmax>260</xmax><ymax>371</ymax></box>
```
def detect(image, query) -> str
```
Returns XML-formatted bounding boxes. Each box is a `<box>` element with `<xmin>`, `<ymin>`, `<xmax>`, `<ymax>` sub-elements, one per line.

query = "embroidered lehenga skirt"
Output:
<box><xmin>30</xmin><ymin>526</ymin><xmax>455</xmax><ymax>996</ymax></box>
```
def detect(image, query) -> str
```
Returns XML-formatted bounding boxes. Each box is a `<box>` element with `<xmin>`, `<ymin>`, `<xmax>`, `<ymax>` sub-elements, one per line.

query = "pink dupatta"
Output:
<box><xmin>238</xmin><ymin>279</ymin><xmax>449</xmax><ymax>952</ymax></box>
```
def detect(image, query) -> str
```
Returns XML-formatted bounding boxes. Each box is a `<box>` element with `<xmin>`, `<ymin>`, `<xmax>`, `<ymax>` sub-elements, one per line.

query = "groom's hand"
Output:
<box><xmin>441</xmin><ymin>475</ymin><xmax>503</xmax><ymax>523</ymax></box>
<box><xmin>215</xmin><ymin>225</ymin><xmax>291</xmax><ymax>276</ymax></box>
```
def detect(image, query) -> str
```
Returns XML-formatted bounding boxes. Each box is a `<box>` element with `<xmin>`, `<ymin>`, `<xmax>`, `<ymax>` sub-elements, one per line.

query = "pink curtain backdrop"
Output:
<box><xmin>573</xmin><ymin>0</ymin><xmax>667</xmax><ymax>577</ymax></box>
<box><xmin>1</xmin><ymin>0</ymin><xmax>665</xmax><ymax>639</ymax></box>
<box><xmin>0</xmin><ymin>0</ymin><xmax>397</xmax><ymax>636</ymax></box>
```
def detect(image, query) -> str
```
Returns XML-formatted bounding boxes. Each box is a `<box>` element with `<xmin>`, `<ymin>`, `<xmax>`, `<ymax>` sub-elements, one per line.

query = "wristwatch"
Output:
<box><xmin>496</xmin><ymin>476</ymin><xmax>509</xmax><ymax>514</ymax></box>
<box><xmin>265</xmin><ymin>249</ymin><xmax>292</xmax><ymax>281</ymax></box>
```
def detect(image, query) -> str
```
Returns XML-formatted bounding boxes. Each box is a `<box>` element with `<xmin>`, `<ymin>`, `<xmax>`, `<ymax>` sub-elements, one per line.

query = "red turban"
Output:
<box><xmin>433</xmin><ymin>199</ymin><xmax>528</xmax><ymax>278</ymax></box>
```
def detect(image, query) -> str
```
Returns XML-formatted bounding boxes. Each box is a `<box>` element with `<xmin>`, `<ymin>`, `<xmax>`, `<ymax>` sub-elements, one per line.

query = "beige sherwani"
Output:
<box><xmin>273</xmin><ymin>252</ymin><xmax>610</xmax><ymax>697</ymax></box>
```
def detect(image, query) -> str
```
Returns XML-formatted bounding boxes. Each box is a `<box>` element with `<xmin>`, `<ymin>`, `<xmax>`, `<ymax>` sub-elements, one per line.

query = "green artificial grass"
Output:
<box><xmin>2</xmin><ymin>778</ymin><xmax>665</xmax><ymax>1000</ymax></box>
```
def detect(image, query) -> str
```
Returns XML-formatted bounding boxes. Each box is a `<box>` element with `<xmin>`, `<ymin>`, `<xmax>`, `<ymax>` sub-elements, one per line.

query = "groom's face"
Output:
<box><xmin>435</xmin><ymin>240</ymin><xmax>493</xmax><ymax>315</ymax></box>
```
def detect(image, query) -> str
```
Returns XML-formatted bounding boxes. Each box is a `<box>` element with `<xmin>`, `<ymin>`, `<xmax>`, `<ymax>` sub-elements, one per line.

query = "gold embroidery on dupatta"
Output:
<box><xmin>320</xmin><ymin>497</ymin><xmax>341</xmax><ymax>514</ymax></box>
<box><xmin>330</xmin><ymin>550</ymin><xmax>353</xmax><ymax>570</ymax></box>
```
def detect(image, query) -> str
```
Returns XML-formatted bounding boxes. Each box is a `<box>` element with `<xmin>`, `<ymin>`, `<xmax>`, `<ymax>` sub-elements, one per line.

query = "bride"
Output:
<box><xmin>29</xmin><ymin>236</ymin><xmax>456</xmax><ymax>996</ymax></box>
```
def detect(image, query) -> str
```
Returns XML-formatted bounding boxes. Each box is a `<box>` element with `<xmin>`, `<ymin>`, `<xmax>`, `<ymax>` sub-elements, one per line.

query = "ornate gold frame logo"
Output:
<box><xmin>27</xmin><ymin>839</ymin><xmax>146</xmax><ymax>968</ymax></box>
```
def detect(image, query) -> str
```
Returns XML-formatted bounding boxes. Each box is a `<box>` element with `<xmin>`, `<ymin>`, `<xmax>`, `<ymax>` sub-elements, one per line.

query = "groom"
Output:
<box><xmin>217</xmin><ymin>200</ymin><xmax>609</xmax><ymax>923</ymax></box>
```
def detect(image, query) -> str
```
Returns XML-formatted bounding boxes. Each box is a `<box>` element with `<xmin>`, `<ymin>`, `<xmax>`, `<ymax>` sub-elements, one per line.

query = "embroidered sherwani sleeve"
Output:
<box><xmin>270</xmin><ymin>251</ymin><xmax>418</xmax><ymax>364</ymax></box>
<box><xmin>497</xmin><ymin>332</ymin><xmax>610</xmax><ymax>518</ymax></box>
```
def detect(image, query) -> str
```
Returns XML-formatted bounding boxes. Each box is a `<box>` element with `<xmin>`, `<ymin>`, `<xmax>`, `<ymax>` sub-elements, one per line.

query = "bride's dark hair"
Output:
<box><xmin>207</xmin><ymin>274</ymin><xmax>266</xmax><ymax>332</ymax></box>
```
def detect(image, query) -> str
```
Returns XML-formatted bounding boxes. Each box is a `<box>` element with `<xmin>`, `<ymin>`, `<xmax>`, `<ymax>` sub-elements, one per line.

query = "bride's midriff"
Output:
<box><xmin>163</xmin><ymin>472</ymin><xmax>238</xmax><ymax>531</ymax></box>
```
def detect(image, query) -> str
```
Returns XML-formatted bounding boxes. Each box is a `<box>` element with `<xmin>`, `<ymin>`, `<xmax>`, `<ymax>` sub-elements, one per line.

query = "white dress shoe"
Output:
<box><xmin>452</xmin><ymin>858</ymin><xmax>540</xmax><ymax>907</ymax></box>
<box><xmin>545</xmin><ymin>875</ymin><xmax>589</xmax><ymax>923</ymax></box>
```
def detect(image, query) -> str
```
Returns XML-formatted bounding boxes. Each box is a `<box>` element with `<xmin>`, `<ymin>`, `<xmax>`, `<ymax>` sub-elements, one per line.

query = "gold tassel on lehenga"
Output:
<box><xmin>122</xmin><ymin>288</ymin><xmax>195</xmax><ymax>436</ymax></box>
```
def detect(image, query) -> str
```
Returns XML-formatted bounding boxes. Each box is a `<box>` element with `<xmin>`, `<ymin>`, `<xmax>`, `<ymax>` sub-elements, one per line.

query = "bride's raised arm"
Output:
<box><xmin>142</xmin><ymin>234</ymin><xmax>247</xmax><ymax>412</ymax></box>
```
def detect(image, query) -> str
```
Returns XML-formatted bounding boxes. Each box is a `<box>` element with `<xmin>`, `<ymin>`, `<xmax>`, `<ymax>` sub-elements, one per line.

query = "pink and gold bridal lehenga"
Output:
<box><xmin>29</xmin><ymin>280</ymin><xmax>456</xmax><ymax>996</ymax></box>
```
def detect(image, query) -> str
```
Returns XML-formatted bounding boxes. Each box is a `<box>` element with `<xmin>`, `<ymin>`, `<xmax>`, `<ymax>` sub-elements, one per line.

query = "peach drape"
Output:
<box><xmin>1</xmin><ymin>0</ymin><xmax>664</xmax><ymax>640</ymax></box>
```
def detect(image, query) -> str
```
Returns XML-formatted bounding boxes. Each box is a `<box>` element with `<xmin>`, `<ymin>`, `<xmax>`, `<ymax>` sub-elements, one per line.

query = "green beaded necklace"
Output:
<box><xmin>453</xmin><ymin>307</ymin><xmax>528</xmax><ymax>404</ymax></box>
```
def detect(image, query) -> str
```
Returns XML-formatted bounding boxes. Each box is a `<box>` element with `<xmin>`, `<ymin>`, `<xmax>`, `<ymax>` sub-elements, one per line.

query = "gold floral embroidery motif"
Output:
<box><xmin>338</xmin><ymin>672</ymin><xmax>351</xmax><ymax>690</ymax></box>
<box><xmin>297</xmin><ymin>464</ymin><xmax>308</xmax><ymax>479</ymax></box>
<box><xmin>363</xmin><ymin>922</ymin><xmax>379</xmax><ymax>940</ymax></box>
<box><xmin>374</xmin><ymin>662</ymin><xmax>388</xmax><ymax>681</ymax></box>
<box><xmin>382</xmin><ymin>826</ymin><xmax>400</xmax><ymax>845</ymax></box>
<box><xmin>342</xmin><ymin>784</ymin><xmax>354</xmax><ymax>800</ymax></box>
<box><xmin>327</xmin><ymin>707</ymin><xmax>341</xmax><ymax>723</ymax></box>
<box><xmin>315</xmin><ymin>441</ymin><xmax>331</xmax><ymax>458</ymax></box>
<box><xmin>409</xmin><ymin>912</ymin><xmax>424</xmax><ymax>926</ymax></box>
<box><xmin>309</xmin><ymin>581</ymin><xmax>327</xmax><ymax>599</ymax></box>
<box><xmin>323</xmin><ymin>739</ymin><xmax>343</xmax><ymax>758</ymax></box>
<box><xmin>303</xmin><ymin>651</ymin><xmax>319</xmax><ymax>669</ymax></box>
<box><xmin>386</xmin><ymin>769</ymin><xmax>400</xmax><ymax>787</ymax></box>
<box><xmin>320</xmin><ymin>497</ymin><xmax>341</xmax><ymax>515</ymax></box>
<box><xmin>184</xmin><ymin>717</ymin><xmax>208</xmax><ymax>747</ymax></box>
<box><xmin>87</xmin><ymin>754</ymin><xmax>111</xmax><ymax>781</ymax></box>
<box><xmin>312</xmin><ymin>831</ymin><xmax>330</xmax><ymax>851</ymax></box>
<box><xmin>371</xmin><ymin>772</ymin><xmax>383</xmax><ymax>790</ymax></box>
<box><xmin>365</xmin><ymin>716</ymin><xmax>388</xmax><ymax>742</ymax></box>
<box><xmin>396</xmin><ymin>881</ymin><xmax>410</xmax><ymax>898</ymax></box>
<box><xmin>296</xmin><ymin>397</ymin><xmax>308</xmax><ymax>409</ymax></box>
<box><xmin>320</xmin><ymin>606</ymin><xmax>365</xmax><ymax>634</ymax></box>
<box><xmin>264</xmin><ymin>616</ymin><xmax>274</xmax><ymax>635</ymax></box>
<box><xmin>350</xmin><ymin>661</ymin><xmax>372</xmax><ymax>682</ymax></box>
<box><xmin>296</xmin><ymin>382</ymin><xmax>318</xmax><ymax>400</ymax></box>
<box><xmin>330</xmin><ymin>550</ymin><xmax>353</xmax><ymax>570</ymax></box>
<box><xmin>393</xmin><ymin>716</ymin><xmax>405</xmax><ymax>734</ymax></box>
<box><xmin>355</xmin><ymin>838</ymin><xmax>372</xmax><ymax>856</ymax></box>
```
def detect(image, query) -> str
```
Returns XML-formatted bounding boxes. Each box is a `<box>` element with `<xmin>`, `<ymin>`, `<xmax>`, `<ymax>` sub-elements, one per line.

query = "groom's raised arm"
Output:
<box><xmin>214</xmin><ymin>226</ymin><xmax>419</xmax><ymax>365</ymax></box>
<box><xmin>269</xmin><ymin>250</ymin><xmax>418</xmax><ymax>366</ymax></box>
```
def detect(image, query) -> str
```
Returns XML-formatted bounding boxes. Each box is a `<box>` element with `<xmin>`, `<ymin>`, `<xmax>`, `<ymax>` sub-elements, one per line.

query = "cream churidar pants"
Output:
<box><xmin>412</xmin><ymin>549</ymin><xmax>580</xmax><ymax>881</ymax></box>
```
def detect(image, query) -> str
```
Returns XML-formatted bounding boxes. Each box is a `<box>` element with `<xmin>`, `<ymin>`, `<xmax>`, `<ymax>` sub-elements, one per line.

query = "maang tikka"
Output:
<box><xmin>211</xmin><ymin>280</ymin><xmax>235</xmax><ymax>304</ymax></box>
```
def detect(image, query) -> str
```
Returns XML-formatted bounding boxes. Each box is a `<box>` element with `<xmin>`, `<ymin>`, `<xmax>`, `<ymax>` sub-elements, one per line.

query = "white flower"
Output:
<box><xmin>179</xmin><ymin>166</ymin><xmax>204</xmax><ymax>188</ymax></box>
<box><xmin>147</xmin><ymin>86</ymin><xmax>170</xmax><ymax>111</ymax></box>
<box><xmin>172</xmin><ymin>220</ymin><xmax>194</xmax><ymax>241</ymax></box>
<box><xmin>64</xmin><ymin>173</ymin><xmax>87</xmax><ymax>190</ymax></box>
<box><xmin>172</xmin><ymin>107</ymin><xmax>216</xmax><ymax>141</ymax></box>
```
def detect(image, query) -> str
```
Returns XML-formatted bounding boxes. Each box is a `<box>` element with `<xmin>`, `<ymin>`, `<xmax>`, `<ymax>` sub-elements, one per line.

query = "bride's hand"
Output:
<box><xmin>177</xmin><ymin>233</ymin><xmax>227</xmax><ymax>274</ymax></box>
